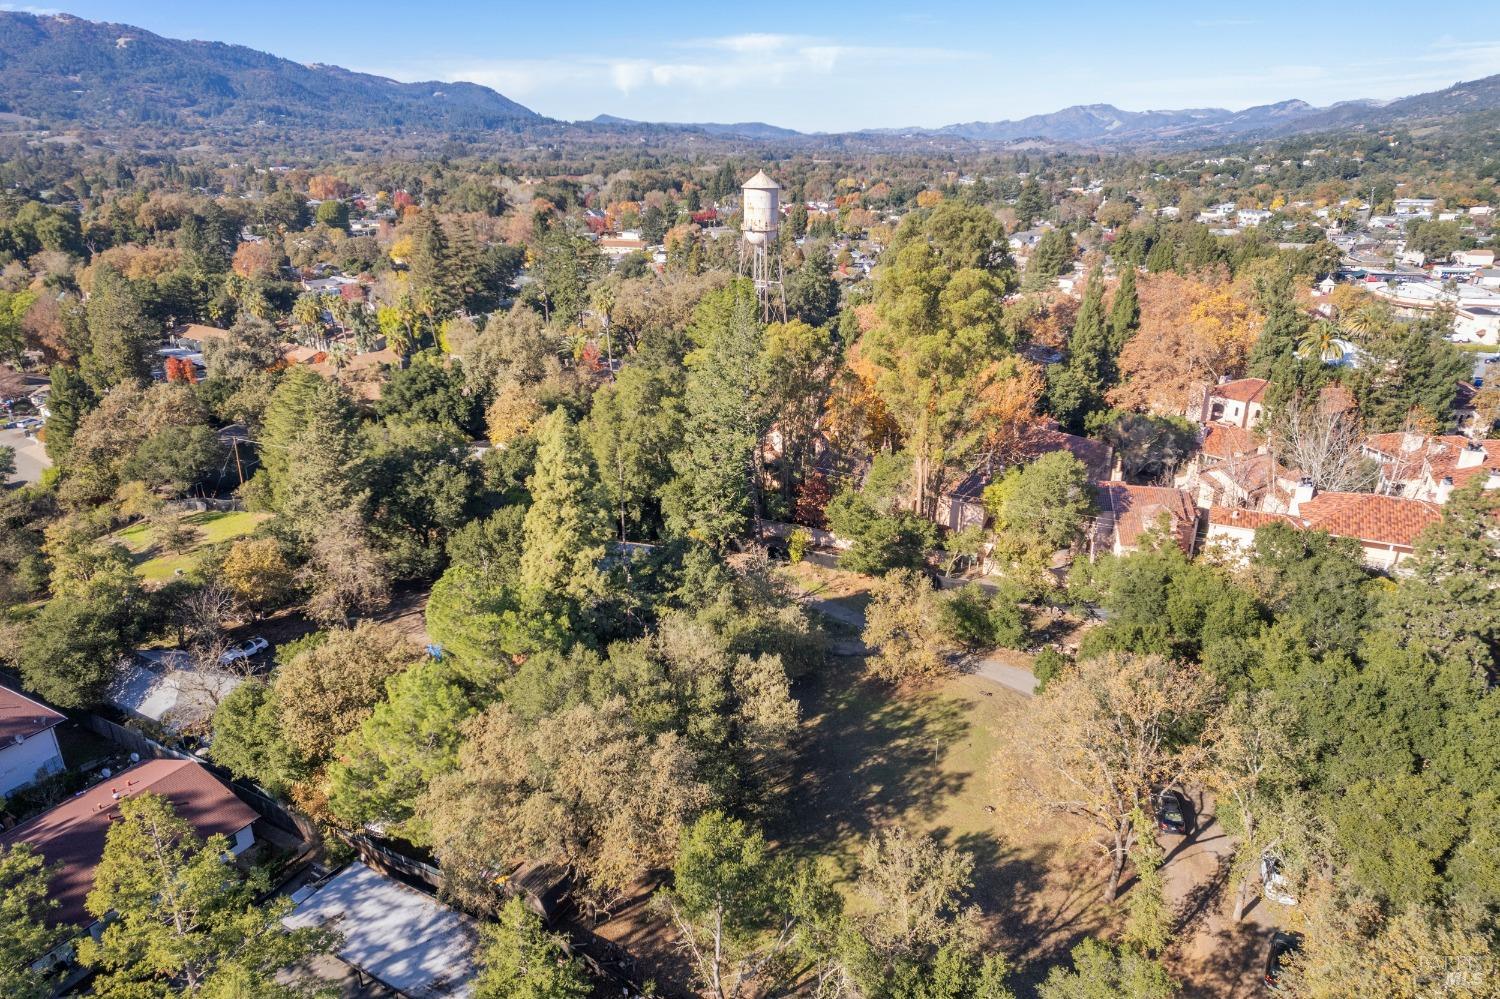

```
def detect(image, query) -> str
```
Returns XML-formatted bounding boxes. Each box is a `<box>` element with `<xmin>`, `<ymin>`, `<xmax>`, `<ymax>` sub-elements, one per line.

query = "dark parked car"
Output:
<box><xmin>1156</xmin><ymin>788</ymin><xmax>1192</xmax><ymax>835</ymax></box>
<box><xmin>1263</xmin><ymin>930</ymin><xmax>1301</xmax><ymax>990</ymax></box>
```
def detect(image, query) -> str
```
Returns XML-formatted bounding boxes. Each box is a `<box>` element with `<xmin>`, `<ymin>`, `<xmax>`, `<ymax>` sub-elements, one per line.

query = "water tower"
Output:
<box><xmin>739</xmin><ymin>169</ymin><xmax>786</xmax><ymax>322</ymax></box>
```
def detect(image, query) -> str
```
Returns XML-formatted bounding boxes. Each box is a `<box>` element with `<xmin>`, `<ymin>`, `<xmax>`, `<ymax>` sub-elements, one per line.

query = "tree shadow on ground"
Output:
<box><xmin>771</xmin><ymin>660</ymin><xmax>972</xmax><ymax>870</ymax></box>
<box><xmin>946</xmin><ymin>828</ymin><xmax>1110</xmax><ymax>984</ymax></box>
<box><xmin>1172</xmin><ymin>914</ymin><xmax>1269</xmax><ymax>999</ymax></box>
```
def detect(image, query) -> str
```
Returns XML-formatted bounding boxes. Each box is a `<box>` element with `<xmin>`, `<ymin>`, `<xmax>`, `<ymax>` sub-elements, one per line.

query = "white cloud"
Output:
<box><xmin>365</xmin><ymin>32</ymin><xmax>980</xmax><ymax>108</ymax></box>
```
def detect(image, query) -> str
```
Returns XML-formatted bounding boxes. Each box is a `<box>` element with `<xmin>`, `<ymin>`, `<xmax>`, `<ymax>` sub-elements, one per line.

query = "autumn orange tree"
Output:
<box><xmin>1110</xmin><ymin>272</ymin><xmax>1261</xmax><ymax>415</ymax></box>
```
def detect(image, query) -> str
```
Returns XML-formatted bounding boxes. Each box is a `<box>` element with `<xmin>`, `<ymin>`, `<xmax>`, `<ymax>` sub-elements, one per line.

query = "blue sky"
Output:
<box><xmin>24</xmin><ymin>2</ymin><xmax>1500</xmax><ymax>131</ymax></box>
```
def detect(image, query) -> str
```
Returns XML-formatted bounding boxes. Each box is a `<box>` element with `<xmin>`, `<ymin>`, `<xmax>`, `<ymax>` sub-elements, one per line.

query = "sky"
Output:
<box><xmin>19</xmin><ymin>2</ymin><xmax>1500</xmax><ymax>131</ymax></box>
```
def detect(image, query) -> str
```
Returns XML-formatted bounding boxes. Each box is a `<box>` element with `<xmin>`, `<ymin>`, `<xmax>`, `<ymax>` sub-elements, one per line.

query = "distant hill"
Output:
<box><xmin>880</xmin><ymin>76</ymin><xmax>1500</xmax><ymax>147</ymax></box>
<box><xmin>588</xmin><ymin>115</ymin><xmax>800</xmax><ymax>140</ymax></box>
<box><xmin>587</xmin><ymin>72</ymin><xmax>1500</xmax><ymax>149</ymax></box>
<box><xmin>0</xmin><ymin>11</ymin><xmax>543</xmax><ymax>132</ymax></box>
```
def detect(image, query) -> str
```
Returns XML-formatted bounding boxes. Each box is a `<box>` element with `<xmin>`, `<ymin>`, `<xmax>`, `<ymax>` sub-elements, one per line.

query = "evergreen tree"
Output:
<box><xmin>1015</xmin><ymin>178</ymin><xmax>1048</xmax><ymax>228</ymax></box>
<box><xmin>208</xmin><ymin>681</ymin><xmax>303</xmax><ymax>796</ymax></box>
<box><xmin>785</xmin><ymin>244</ymin><xmax>841</xmax><ymax>327</ymax></box>
<box><xmin>520</xmin><ymin>409</ymin><xmax>612</xmax><ymax>601</ymax></box>
<box><xmin>1023</xmin><ymin>228</ymin><xmax>1072</xmax><ymax>291</ymax></box>
<box><xmin>326</xmin><ymin>658</ymin><xmax>478</xmax><ymax>844</ymax></box>
<box><xmin>1036</xmin><ymin>939</ymin><xmax>1176</xmax><ymax>999</ymax></box>
<box><xmin>474</xmin><ymin>898</ymin><xmax>592</xmax><ymax>999</ymax></box>
<box><xmin>42</xmin><ymin>363</ymin><xmax>94</xmax><ymax>462</ymax></box>
<box><xmin>407</xmin><ymin>210</ymin><xmax>458</xmax><ymax>318</ymax></box>
<box><xmin>534</xmin><ymin>222</ymin><xmax>601</xmax><ymax>326</ymax></box>
<box><xmin>1107</xmin><ymin>266</ymin><xmax>1140</xmax><ymax>353</ymax></box>
<box><xmin>80</xmin><ymin>264</ymin><xmax>157</xmax><ymax>393</ymax></box>
<box><xmin>1051</xmin><ymin>268</ymin><xmax>1111</xmax><ymax>429</ymax></box>
<box><xmin>259</xmin><ymin>369</ymin><xmax>360</xmax><ymax>516</ymax></box>
<box><xmin>586</xmin><ymin>360</ymin><xmax>683</xmax><ymax>540</ymax></box>
<box><xmin>78</xmin><ymin>794</ymin><xmax>333</xmax><ymax>998</ymax></box>
<box><xmin>639</xmin><ymin>204</ymin><xmax>667</xmax><ymax>246</ymax></box>
<box><xmin>1247</xmin><ymin>272</ymin><xmax>1309</xmax><ymax>380</ymax></box>
<box><xmin>664</xmin><ymin>283</ymin><xmax>768</xmax><ymax>549</ymax></box>
<box><xmin>786</xmin><ymin>201</ymin><xmax>809</xmax><ymax>238</ymax></box>
<box><xmin>1144</xmin><ymin>238</ymin><xmax>1174</xmax><ymax>273</ymax></box>
<box><xmin>0</xmin><ymin>844</ymin><xmax>66</xmax><ymax>999</ymax></box>
<box><xmin>1345</xmin><ymin>314</ymin><xmax>1469</xmax><ymax>432</ymax></box>
<box><xmin>1377</xmin><ymin>479</ymin><xmax>1500</xmax><ymax>680</ymax></box>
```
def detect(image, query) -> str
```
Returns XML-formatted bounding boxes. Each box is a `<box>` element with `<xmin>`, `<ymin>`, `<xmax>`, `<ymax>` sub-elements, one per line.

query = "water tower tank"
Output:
<box><xmin>741</xmin><ymin>170</ymin><xmax>780</xmax><ymax>245</ymax></box>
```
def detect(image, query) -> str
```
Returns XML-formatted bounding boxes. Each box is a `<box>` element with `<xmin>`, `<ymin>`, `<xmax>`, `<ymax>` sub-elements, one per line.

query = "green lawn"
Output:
<box><xmin>115</xmin><ymin>510</ymin><xmax>269</xmax><ymax>581</ymax></box>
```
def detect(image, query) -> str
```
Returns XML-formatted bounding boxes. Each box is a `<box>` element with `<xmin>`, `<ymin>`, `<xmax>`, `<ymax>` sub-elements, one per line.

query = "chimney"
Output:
<box><xmin>1436</xmin><ymin>476</ymin><xmax>1456</xmax><ymax>504</ymax></box>
<box><xmin>1487</xmin><ymin>468</ymin><xmax>1500</xmax><ymax>491</ymax></box>
<box><xmin>1456</xmin><ymin>442</ymin><xmax>1486</xmax><ymax>470</ymax></box>
<box><xmin>1289</xmin><ymin>478</ymin><xmax>1316</xmax><ymax>515</ymax></box>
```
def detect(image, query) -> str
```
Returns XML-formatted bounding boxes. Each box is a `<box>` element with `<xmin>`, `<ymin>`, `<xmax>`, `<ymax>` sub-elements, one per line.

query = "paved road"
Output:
<box><xmin>0</xmin><ymin>427</ymin><xmax>50</xmax><ymax>485</ymax></box>
<box><xmin>805</xmin><ymin>596</ymin><xmax>1038</xmax><ymax>697</ymax></box>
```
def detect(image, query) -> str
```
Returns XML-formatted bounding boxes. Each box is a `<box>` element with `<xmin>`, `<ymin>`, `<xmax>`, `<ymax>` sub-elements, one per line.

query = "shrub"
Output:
<box><xmin>936</xmin><ymin>583</ymin><xmax>1028</xmax><ymax>651</ymax></box>
<box><xmin>788</xmin><ymin>527</ymin><xmax>811</xmax><ymax>564</ymax></box>
<box><xmin>1033</xmin><ymin>647</ymin><xmax>1072</xmax><ymax>690</ymax></box>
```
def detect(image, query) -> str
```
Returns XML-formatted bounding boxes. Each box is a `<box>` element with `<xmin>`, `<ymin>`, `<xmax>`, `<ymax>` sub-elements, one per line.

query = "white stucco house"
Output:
<box><xmin>0</xmin><ymin>683</ymin><xmax>66</xmax><ymax>797</ymax></box>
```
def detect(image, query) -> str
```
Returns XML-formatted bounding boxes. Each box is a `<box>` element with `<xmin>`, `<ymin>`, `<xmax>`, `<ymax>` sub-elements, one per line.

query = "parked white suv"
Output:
<box><xmin>219</xmin><ymin>636</ymin><xmax>270</xmax><ymax>666</ymax></box>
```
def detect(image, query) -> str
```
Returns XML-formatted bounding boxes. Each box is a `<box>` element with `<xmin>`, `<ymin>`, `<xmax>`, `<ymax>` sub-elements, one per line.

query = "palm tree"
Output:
<box><xmin>292</xmin><ymin>293</ymin><xmax>326</xmax><ymax>349</ymax></box>
<box><xmin>1341</xmin><ymin>303</ymin><xmax>1386</xmax><ymax>344</ymax></box>
<box><xmin>1300</xmin><ymin>318</ymin><xmax>1346</xmax><ymax>364</ymax></box>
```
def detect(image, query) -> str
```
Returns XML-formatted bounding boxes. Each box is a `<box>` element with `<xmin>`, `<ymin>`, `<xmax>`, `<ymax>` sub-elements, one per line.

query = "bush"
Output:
<box><xmin>788</xmin><ymin>527</ymin><xmax>811</xmax><ymax>564</ymax></box>
<box><xmin>936</xmin><ymin>583</ymin><xmax>1028</xmax><ymax>650</ymax></box>
<box><xmin>1033</xmin><ymin>647</ymin><xmax>1072</xmax><ymax>690</ymax></box>
<box><xmin>826</xmin><ymin>488</ymin><xmax>936</xmax><ymax>575</ymax></box>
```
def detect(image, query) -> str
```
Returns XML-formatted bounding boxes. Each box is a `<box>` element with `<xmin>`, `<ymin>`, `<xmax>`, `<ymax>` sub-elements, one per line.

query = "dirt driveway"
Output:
<box><xmin>1160</xmin><ymin>792</ymin><xmax>1285</xmax><ymax>997</ymax></box>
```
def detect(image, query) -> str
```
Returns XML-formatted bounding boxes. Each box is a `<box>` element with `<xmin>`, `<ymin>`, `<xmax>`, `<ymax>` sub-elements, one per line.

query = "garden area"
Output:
<box><xmin>113</xmin><ymin>509</ymin><xmax>269</xmax><ymax>581</ymax></box>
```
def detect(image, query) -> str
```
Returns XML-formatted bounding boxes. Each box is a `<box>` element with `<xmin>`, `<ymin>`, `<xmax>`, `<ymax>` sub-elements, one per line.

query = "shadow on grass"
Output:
<box><xmin>950</xmin><ymin>830</ymin><xmax>1105</xmax><ymax>971</ymax></box>
<box><xmin>770</xmin><ymin>656</ymin><xmax>1116</xmax><ymax>993</ymax></box>
<box><xmin>772</xmin><ymin>659</ymin><xmax>972</xmax><ymax>871</ymax></box>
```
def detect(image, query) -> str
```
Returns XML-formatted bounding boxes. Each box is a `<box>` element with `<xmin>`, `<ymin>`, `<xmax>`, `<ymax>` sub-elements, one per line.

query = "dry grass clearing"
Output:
<box><xmin>772</xmin><ymin>648</ymin><xmax>1117</xmax><ymax>982</ymax></box>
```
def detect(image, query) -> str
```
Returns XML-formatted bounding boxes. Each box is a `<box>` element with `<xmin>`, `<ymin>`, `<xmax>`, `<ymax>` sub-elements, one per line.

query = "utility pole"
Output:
<box><xmin>231</xmin><ymin>437</ymin><xmax>245</xmax><ymax>487</ymax></box>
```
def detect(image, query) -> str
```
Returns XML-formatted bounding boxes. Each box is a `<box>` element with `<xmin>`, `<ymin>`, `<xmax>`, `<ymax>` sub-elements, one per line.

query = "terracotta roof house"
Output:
<box><xmin>1206</xmin><ymin>487</ymin><xmax>1442</xmax><ymax>572</ymax></box>
<box><xmin>1364</xmin><ymin>433</ymin><xmax>1500</xmax><ymax>502</ymax></box>
<box><xmin>1196</xmin><ymin>377</ymin><xmax>1269</xmax><ymax>430</ymax></box>
<box><xmin>0</xmin><ymin>683</ymin><xmax>65</xmax><ymax>797</ymax></box>
<box><xmin>0</xmin><ymin>759</ymin><xmax>258</xmax><ymax>930</ymax></box>
<box><xmin>1093</xmin><ymin>482</ymin><xmax>1200</xmax><ymax>556</ymax></box>
<box><xmin>1200</xmin><ymin>423</ymin><xmax>1260</xmax><ymax>461</ymax></box>
<box><xmin>1187</xmin><ymin>451</ymin><xmax>1300</xmax><ymax>512</ymax></box>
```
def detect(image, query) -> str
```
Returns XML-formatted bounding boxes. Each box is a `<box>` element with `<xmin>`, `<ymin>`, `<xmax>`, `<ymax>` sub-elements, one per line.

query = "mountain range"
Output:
<box><xmin>1</xmin><ymin>10</ymin><xmax>1498</xmax><ymax>148</ymax></box>
<box><xmin>0</xmin><ymin>11</ymin><xmax>541</xmax><ymax>132</ymax></box>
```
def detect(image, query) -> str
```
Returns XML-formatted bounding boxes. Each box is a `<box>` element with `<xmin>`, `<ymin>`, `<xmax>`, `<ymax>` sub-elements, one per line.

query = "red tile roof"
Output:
<box><xmin>1208</xmin><ymin>507</ymin><xmax>1305</xmax><ymax>531</ymax></box>
<box><xmin>1295</xmin><ymin>491</ymin><xmax>1442</xmax><ymax>549</ymax></box>
<box><xmin>0</xmin><ymin>759</ymin><xmax>258</xmax><ymax>928</ymax></box>
<box><xmin>1201</xmin><ymin>423</ymin><xmax>1260</xmax><ymax>459</ymax></box>
<box><xmin>1365</xmin><ymin>434</ymin><xmax>1500</xmax><ymax>489</ymax></box>
<box><xmin>1096</xmin><ymin>482</ymin><xmax>1200</xmax><ymax>553</ymax></box>
<box><xmin>1209</xmin><ymin>378</ymin><xmax>1269</xmax><ymax>405</ymax></box>
<box><xmin>1421</xmin><ymin>437</ymin><xmax>1500</xmax><ymax>488</ymax></box>
<box><xmin>0</xmin><ymin>683</ymin><xmax>64</xmax><ymax>744</ymax></box>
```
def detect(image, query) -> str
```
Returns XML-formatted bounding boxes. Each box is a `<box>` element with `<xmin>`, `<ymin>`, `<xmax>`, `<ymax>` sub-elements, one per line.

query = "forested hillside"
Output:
<box><xmin>0</xmin><ymin>12</ymin><xmax>542</xmax><ymax>132</ymax></box>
